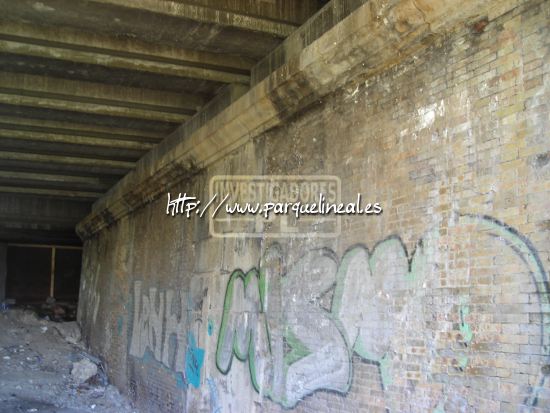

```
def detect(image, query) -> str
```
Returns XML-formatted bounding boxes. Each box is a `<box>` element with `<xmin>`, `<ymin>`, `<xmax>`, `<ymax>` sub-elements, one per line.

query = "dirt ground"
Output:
<box><xmin>0</xmin><ymin>308</ymin><xmax>136</xmax><ymax>413</ymax></box>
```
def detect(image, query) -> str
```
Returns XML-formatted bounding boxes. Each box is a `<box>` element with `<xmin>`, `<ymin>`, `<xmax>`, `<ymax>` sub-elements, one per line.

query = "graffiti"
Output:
<box><xmin>185</xmin><ymin>332</ymin><xmax>205</xmax><ymax>388</ymax></box>
<box><xmin>216</xmin><ymin>248</ymin><xmax>351</xmax><ymax>407</ymax></box>
<box><xmin>117</xmin><ymin>316</ymin><xmax>124</xmax><ymax>336</ymax></box>
<box><xmin>129</xmin><ymin>281</ymin><xmax>206</xmax><ymax>390</ymax></box>
<box><xmin>206</xmin><ymin>377</ymin><xmax>221</xmax><ymax>413</ymax></box>
<box><xmin>216</xmin><ymin>214</ymin><xmax>549</xmax><ymax>409</ymax></box>
<box><xmin>207</xmin><ymin>319</ymin><xmax>214</xmax><ymax>337</ymax></box>
<box><xmin>458</xmin><ymin>305</ymin><xmax>473</xmax><ymax>343</ymax></box>
<box><xmin>129</xmin><ymin>281</ymin><xmax>188</xmax><ymax>376</ymax></box>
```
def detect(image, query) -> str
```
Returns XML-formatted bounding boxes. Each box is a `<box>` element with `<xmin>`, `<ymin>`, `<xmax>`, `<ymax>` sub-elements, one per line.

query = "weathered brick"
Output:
<box><xmin>77</xmin><ymin>1</ymin><xmax>550</xmax><ymax>412</ymax></box>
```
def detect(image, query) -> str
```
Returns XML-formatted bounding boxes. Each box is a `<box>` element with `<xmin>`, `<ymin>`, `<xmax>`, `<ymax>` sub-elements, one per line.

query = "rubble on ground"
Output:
<box><xmin>71</xmin><ymin>359</ymin><xmax>98</xmax><ymax>384</ymax></box>
<box><xmin>54</xmin><ymin>322</ymin><xmax>82</xmax><ymax>346</ymax></box>
<box><xmin>0</xmin><ymin>308</ymin><xmax>136</xmax><ymax>413</ymax></box>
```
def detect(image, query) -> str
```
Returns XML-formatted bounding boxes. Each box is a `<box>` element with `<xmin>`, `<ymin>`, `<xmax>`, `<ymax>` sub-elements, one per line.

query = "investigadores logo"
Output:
<box><xmin>209</xmin><ymin>175</ymin><xmax>382</xmax><ymax>238</ymax></box>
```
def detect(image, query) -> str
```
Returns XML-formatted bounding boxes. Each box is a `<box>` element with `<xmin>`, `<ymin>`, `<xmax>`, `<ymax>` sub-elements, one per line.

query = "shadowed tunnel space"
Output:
<box><xmin>5</xmin><ymin>245</ymin><xmax>81</xmax><ymax>318</ymax></box>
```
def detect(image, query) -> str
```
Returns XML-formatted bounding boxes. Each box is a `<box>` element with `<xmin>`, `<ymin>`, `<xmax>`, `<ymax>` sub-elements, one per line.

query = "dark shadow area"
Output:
<box><xmin>5</xmin><ymin>245</ymin><xmax>81</xmax><ymax>321</ymax></box>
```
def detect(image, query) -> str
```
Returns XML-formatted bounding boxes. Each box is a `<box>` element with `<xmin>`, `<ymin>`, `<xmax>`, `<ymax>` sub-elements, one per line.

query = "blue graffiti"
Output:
<box><xmin>141</xmin><ymin>350</ymin><xmax>187</xmax><ymax>389</ymax></box>
<box><xmin>117</xmin><ymin>316</ymin><xmax>124</xmax><ymax>336</ymax></box>
<box><xmin>206</xmin><ymin>376</ymin><xmax>222</xmax><ymax>413</ymax></box>
<box><xmin>185</xmin><ymin>332</ymin><xmax>205</xmax><ymax>388</ymax></box>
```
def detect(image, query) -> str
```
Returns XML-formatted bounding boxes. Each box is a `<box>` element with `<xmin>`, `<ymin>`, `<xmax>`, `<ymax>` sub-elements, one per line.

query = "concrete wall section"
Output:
<box><xmin>78</xmin><ymin>0</ymin><xmax>550</xmax><ymax>412</ymax></box>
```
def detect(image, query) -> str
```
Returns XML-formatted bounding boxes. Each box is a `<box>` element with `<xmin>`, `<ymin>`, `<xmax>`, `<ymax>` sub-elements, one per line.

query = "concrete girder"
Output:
<box><xmin>0</xmin><ymin>71</ymin><xmax>200</xmax><ymax>122</ymax></box>
<box><xmin>89</xmin><ymin>0</ymin><xmax>299</xmax><ymax>38</ymax></box>
<box><xmin>0</xmin><ymin>171</ymin><xmax>111</xmax><ymax>189</ymax></box>
<box><xmin>0</xmin><ymin>150</ymin><xmax>135</xmax><ymax>170</ymax></box>
<box><xmin>0</xmin><ymin>186</ymin><xmax>102</xmax><ymax>199</ymax></box>
<box><xmin>127</xmin><ymin>0</ymin><xmax>319</xmax><ymax>25</ymax></box>
<box><xmin>0</xmin><ymin>115</ymin><xmax>166</xmax><ymax>142</ymax></box>
<box><xmin>0</xmin><ymin>138</ymin><xmax>143</xmax><ymax>162</ymax></box>
<box><xmin>0</xmin><ymin>93</ymin><xmax>189</xmax><ymax>123</ymax></box>
<box><xmin>0</xmin><ymin>159</ymin><xmax>128</xmax><ymax>177</ymax></box>
<box><xmin>0</xmin><ymin>128</ymin><xmax>154</xmax><ymax>151</ymax></box>
<box><xmin>0</xmin><ymin>22</ymin><xmax>252</xmax><ymax>84</ymax></box>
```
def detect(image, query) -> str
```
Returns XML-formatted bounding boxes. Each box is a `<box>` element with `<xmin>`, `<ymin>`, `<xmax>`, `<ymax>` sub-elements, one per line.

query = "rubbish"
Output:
<box><xmin>71</xmin><ymin>358</ymin><xmax>98</xmax><ymax>384</ymax></box>
<box><xmin>80</xmin><ymin>351</ymin><xmax>101</xmax><ymax>365</ymax></box>
<box><xmin>53</xmin><ymin>322</ymin><xmax>81</xmax><ymax>345</ymax></box>
<box><xmin>0</xmin><ymin>308</ymin><xmax>134</xmax><ymax>411</ymax></box>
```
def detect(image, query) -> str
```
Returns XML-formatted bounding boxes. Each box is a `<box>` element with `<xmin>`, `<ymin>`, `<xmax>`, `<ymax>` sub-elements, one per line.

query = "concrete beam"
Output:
<box><xmin>0</xmin><ymin>160</ymin><xmax>127</xmax><ymax>177</ymax></box>
<box><xmin>0</xmin><ymin>128</ymin><xmax>154</xmax><ymax>151</ymax></box>
<box><xmin>0</xmin><ymin>186</ymin><xmax>102</xmax><ymax>200</ymax></box>
<box><xmin>0</xmin><ymin>139</ymin><xmax>143</xmax><ymax>164</ymax></box>
<box><xmin>0</xmin><ymin>151</ymin><xmax>134</xmax><ymax>170</ymax></box>
<box><xmin>90</xmin><ymin>0</ymin><xmax>299</xmax><ymax>37</ymax></box>
<box><xmin>252</xmin><ymin>0</ymin><xmax>368</xmax><ymax>85</ymax></box>
<box><xmin>0</xmin><ymin>116</ymin><xmax>166</xmax><ymax>143</ymax></box>
<box><xmin>0</xmin><ymin>171</ymin><xmax>112</xmax><ymax>189</ymax></box>
<box><xmin>0</xmin><ymin>72</ymin><xmax>201</xmax><ymax>122</ymax></box>
<box><xmin>0</xmin><ymin>21</ymin><xmax>252</xmax><ymax>84</ymax></box>
<box><xmin>146</xmin><ymin>0</ymin><xmax>319</xmax><ymax>25</ymax></box>
<box><xmin>77</xmin><ymin>0</ymin><xmax>516</xmax><ymax>239</ymax></box>
<box><xmin>0</xmin><ymin>94</ymin><xmax>189</xmax><ymax>124</ymax></box>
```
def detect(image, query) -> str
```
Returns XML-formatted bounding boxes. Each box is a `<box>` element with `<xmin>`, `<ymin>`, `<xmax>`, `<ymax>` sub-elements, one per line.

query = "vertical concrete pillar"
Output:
<box><xmin>0</xmin><ymin>243</ymin><xmax>6</xmax><ymax>302</ymax></box>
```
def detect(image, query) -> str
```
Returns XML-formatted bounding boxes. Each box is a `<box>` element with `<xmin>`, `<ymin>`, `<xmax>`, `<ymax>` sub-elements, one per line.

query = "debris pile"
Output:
<box><xmin>0</xmin><ymin>308</ymin><xmax>136</xmax><ymax>413</ymax></box>
<box><xmin>71</xmin><ymin>359</ymin><xmax>98</xmax><ymax>385</ymax></box>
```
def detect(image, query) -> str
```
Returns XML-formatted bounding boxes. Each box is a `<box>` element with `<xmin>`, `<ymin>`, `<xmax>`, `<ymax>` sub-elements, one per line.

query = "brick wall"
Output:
<box><xmin>78</xmin><ymin>1</ymin><xmax>550</xmax><ymax>412</ymax></box>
